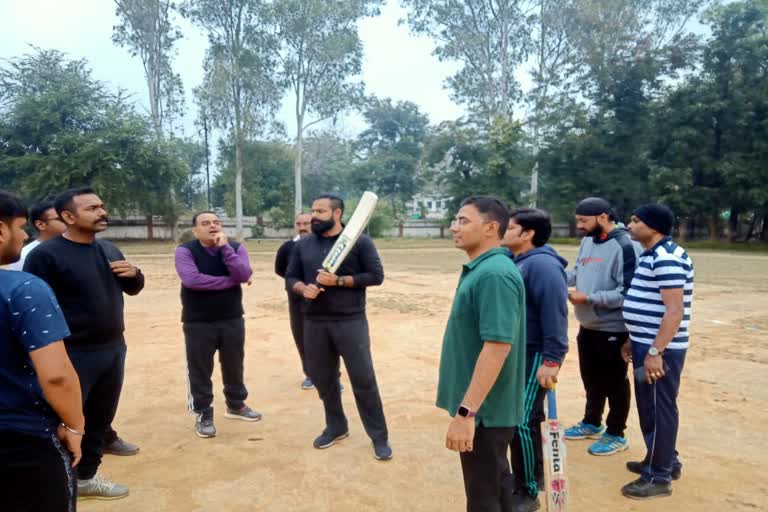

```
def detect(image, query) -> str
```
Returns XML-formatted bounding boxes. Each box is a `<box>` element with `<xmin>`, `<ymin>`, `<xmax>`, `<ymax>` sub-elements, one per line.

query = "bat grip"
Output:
<box><xmin>546</xmin><ymin>389</ymin><xmax>558</xmax><ymax>420</ymax></box>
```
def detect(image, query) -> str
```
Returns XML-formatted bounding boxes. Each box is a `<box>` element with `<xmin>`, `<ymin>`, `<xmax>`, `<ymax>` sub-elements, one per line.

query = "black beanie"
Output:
<box><xmin>575</xmin><ymin>197</ymin><xmax>612</xmax><ymax>216</ymax></box>
<box><xmin>633</xmin><ymin>204</ymin><xmax>674</xmax><ymax>236</ymax></box>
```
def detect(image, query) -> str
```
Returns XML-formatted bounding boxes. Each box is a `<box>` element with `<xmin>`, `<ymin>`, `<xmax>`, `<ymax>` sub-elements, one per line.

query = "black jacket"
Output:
<box><xmin>285</xmin><ymin>233</ymin><xmax>383</xmax><ymax>319</ymax></box>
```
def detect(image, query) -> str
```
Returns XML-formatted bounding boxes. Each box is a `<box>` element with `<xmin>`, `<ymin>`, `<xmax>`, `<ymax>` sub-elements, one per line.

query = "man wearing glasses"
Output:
<box><xmin>175</xmin><ymin>211</ymin><xmax>261</xmax><ymax>439</ymax></box>
<box><xmin>6</xmin><ymin>201</ymin><xmax>66</xmax><ymax>271</ymax></box>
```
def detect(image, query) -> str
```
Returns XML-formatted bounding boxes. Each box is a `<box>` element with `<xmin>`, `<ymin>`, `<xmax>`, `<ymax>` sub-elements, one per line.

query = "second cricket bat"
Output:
<box><xmin>542</xmin><ymin>389</ymin><xmax>568</xmax><ymax>512</ymax></box>
<box><xmin>322</xmin><ymin>191</ymin><xmax>379</xmax><ymax>273</ymax></box>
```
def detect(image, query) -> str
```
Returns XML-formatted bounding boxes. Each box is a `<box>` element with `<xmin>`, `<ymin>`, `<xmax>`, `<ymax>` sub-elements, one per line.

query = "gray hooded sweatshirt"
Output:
<box><xmin>567</xmin><ymin>226</ymin><xmax>642</xmax><ymax>332</ymax></box>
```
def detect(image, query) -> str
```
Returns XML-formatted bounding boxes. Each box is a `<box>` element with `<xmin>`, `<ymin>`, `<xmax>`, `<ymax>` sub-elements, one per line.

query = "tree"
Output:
<box><xmin>353</xmin><ymin>98</ymin><xmax>430</xmax><ymax>207</ymax></box>
<box><xmin>0</xmin><ymin>49</ymin><xmax>187</xmax><ymax>220</ymax></box>
<box><xmin>270</xmin><ymin>0</ymin><xmax>382</xmax><ymax>214</ymax></box>
<box><xmin>301</xmin><ymin>129</ymin><xmax>357</xmax><ymax>201</ymax></box>
<box><xmin>400</xmin><ymin>0</ymin><xmax>533</xmax><ymax>123</ymax></box>
<box><xmin>113</xmin><ymin>0</ymin><xmax>184</xmax><ymax>138</ymax></box>
<box><xmin>182</xmin><ymin>0</ymin><xmax>282</xmax><ymax>240</ymax></box>
<box><xmin>214</xmin><ymin>139</ymin><xmax>294</xmax><ymax>218</ymax></box>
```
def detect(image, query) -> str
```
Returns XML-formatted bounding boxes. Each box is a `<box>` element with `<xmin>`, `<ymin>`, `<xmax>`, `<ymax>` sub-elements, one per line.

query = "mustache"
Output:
<box><xmin>96</xmin><ymin>216</ymin><xmax>109</xmax><ymax>223</ymax></box>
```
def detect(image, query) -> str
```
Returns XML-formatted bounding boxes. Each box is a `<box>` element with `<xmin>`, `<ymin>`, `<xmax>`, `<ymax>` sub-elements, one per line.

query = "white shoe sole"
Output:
<box><xmin>589</xmin><ymin>443</ymin><xmax>629</xmax><ymax>456</ymax></box>
<box><xmin>224</xmin><ymin>411</ymin><xmax>263</xmax><ymax>422</ymax></box>
<box><xmin>195</xmin><ymin>427</ymin><xmax>216</xmax><ymax>438</ymax></box>
<box><xmin>78</xmin><ymin>493</ymin><xmax>129</xmax><ymax>501</ymax></box>
<box><xmin>314</xmin><ymin>431</ymin><xmax>350</xmax><ymax>449</ymax></box>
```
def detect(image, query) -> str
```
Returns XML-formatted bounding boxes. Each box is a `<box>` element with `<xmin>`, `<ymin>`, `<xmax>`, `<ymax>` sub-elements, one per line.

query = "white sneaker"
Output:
<box><xmin>77</xmin><ymin>474</ymin><xmax>129</xmax><ymax>500</ymax></box>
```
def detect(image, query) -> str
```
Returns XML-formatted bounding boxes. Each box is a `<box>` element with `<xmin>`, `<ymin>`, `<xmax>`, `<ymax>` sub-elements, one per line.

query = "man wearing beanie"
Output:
<box><xmin>621</xmin><ymin>204</ymin><xmax>693</xmax><ymax>499</ymax></box>
<box><xmin>564</xmin><ymin>197</ymin><xmax>641</xmax><ymax>456</ymax></box>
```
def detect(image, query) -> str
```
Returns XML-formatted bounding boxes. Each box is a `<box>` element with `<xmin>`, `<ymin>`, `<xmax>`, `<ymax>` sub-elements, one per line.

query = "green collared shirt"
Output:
<box><xmin>436</xmin><ymin>247</ymin><xmax>527</xmax><ymax>427</ymax></box>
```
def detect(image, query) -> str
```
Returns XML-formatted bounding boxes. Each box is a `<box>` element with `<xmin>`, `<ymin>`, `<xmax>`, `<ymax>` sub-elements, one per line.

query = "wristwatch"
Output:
<box><xmin>336</xmin><ymin>275</ymin><xmax>345</xmax><ymax>287</ymax></box>
<box><xmin>648</xmin><ymin>346</ymin><xmax>662</xmax><ymax>357</ymax></box>
<box><xmin>457</xmin><ymin>405</ymin><xmax>476</xmax><ymax>418</ymax></box>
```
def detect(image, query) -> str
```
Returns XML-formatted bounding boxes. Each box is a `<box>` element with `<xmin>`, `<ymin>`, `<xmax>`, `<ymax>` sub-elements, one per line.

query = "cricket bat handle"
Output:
<box><xmin>546</xmin><ymin>389</ymin><xmax>558</xmax><ymax>421</ymax></box>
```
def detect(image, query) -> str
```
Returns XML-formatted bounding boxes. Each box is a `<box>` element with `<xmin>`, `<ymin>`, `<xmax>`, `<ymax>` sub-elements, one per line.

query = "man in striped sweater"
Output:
<box><xmin>621</xmin><ymin>204</ymin><xmax>693</xmax><ymax>500</ymax></box>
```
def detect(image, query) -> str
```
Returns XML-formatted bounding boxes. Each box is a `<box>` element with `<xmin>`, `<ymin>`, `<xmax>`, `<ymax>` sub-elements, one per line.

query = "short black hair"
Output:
<box><xmin>459</xmin><ymin>196</ymin><xmax>510</xmax><ymax>239</ymax></box>
<box><xmin>510</xmin><ymin>208</ymin><xmax>552</xmax><ymax>247</ymax></box>
<box><xmin>30</xmin><ymin>201</ymin><xmax>56</xmax><ymax>230</ymax></box>
<box><xmin>54</xmin><ymin>187</ymin><xmax>97</xmax><ymax>217</ymax></box>
<box><xmin>192</xmin><ymin>210</ymin><xmax>218</xmax><ymax>226</ymax></box>
<box><xmin>0</xmin><ymin>191</ymin><xmax>28</xmax><ymax>224</ymax></box>
<box><xmin>313</xmin><ymin>194</ymin><xmax>345</xmax><ymax>215</ymax></box>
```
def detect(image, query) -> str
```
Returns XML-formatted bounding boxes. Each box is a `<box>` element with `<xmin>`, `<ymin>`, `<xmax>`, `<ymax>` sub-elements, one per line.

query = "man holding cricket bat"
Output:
<box><xmin>175</xmin><ymin>211</ymin><xmax>261</xmax><ymax>439</ymax></box>
<box><xmin>437</xmin><ymin>196</ymin><xmax>527</xmax><ymax>511</ymax></box>
<box><xmin>503</xmin><ymin>208</ymin><xmax>569</xmax><ymax>512</ymax></box>
<box><xmin>621</xmin><ymin>204</ymin><xmax>693</xmax><ymax>500</ymax></box>
<box><xmin>285</xmin><ymin>194</ymin><xmax>391</xmax><ymax>460</ymax></box>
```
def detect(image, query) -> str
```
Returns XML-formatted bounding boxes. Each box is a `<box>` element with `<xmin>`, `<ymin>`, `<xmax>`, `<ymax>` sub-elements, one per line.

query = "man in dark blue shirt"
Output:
<box><xmin>0</xmin><ymin>190</ymin><xmax>85</xmax><ymax>511</ymax></box>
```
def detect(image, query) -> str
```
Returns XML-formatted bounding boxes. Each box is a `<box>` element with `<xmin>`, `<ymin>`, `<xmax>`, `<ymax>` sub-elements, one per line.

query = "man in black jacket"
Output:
<box><xmin>24</xmin><ymin>187</ymin><xmax>144</xmax><ymax>500</ymax></box>
<box><xmin>274</xmin><ymin>212</ymin><xmax>313</xmax><ymax>389</ymax></box>
<box><xmin>285</xmin><ymin>194</ymin><xmax>391</xmax><ymax>461</ymax></box>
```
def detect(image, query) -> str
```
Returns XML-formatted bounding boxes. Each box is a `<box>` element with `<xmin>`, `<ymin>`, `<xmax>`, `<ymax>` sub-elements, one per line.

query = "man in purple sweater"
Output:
<box><xmin>175</xmin><ymin>211</ymin><xmax>261</xmax><ymax>438</ymax></box>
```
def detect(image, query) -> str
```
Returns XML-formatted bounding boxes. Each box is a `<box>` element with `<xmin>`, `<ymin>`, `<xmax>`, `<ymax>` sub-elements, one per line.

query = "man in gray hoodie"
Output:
<box><xmin>503</xmin><ymin>208</ymin><xmax>569</xmax><ymax>512</ymax></box>
<box><xmin>564</xmin><ymin>197</ymin><xmax>641</xmax><ymax>456</ymax></box>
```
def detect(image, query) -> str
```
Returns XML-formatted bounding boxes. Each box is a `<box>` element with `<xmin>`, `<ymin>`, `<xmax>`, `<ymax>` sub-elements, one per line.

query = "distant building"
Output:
<box><xmin>406</xmin><ymin>193</ymin><xmax>452</xmax><ymax>219</ymax></box>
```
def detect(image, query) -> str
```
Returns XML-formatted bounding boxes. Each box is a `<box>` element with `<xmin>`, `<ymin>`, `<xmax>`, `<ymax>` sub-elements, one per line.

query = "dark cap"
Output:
<box><xmin>633</xmin><ymin>204</ymin><xmax>675</xmax><ymax>236</ymax></box>
<box><xmin>575</xmin><ymin>197</ymin><xmax>612</xmax><ymax>216</ymax></box>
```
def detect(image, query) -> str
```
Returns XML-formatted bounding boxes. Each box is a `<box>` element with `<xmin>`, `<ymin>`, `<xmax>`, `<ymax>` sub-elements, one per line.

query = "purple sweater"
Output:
<box><xmin>175</xmin><ymin>243</ymin><xmax>252</xmax><ymax>290</ymax></box>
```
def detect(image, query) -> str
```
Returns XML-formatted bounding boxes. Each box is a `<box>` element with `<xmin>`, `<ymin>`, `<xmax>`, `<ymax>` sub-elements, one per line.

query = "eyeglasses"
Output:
<box><xmin>450</xmin><ymin>218</ymin><xmax>472</xmax><ymax>227</ymax></box>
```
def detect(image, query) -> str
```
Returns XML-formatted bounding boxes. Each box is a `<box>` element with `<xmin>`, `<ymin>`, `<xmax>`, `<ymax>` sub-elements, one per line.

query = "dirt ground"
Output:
<box><xmin>78</xmin><ymin>239</ymin><xmax>768</xmax><ymax>512</ymax></box>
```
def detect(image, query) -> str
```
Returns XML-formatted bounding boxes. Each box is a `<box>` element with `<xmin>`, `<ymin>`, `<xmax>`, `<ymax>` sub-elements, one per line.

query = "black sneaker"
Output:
<box><xmin>313</xmin><ymin>430</ymin><xmax>349</xmax><ymax>449</ymax></box>
<box><xmin>626</xmin><ymin>461</ymin><xmax>681</xmax><ymax>481</ymax></box>
<box><xmin>373</xmin><ymin>441</ymin><xmax>393</xmax><ymax>461</ymax></box>
<box><xmin>195</xmin><ymin>412</ymin><xmax>216</xmax><ymax>438</ymax></box>
<box><xmin>103</xmin><ymin>436</ymin><xmax>140</xmax><ymax>456</ymax></box>
<box><xmin>621</xmin><ymin>477</ymin><xmax>672</xmax><ymax>500</ymax></box>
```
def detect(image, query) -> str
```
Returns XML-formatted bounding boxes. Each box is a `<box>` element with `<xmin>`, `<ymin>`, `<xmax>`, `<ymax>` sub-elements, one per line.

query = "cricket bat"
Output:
<box><xmin>542</xmin><ymin>389</ymin><xmax>568</xmax><ymax>512</ymax></box>
<box><xmin>321</xmin><ymin>191</ymin><xmax>379</xmax><ymax>273</ymax></box>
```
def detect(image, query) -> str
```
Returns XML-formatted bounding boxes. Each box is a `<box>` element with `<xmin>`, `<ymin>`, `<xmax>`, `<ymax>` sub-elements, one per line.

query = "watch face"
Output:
<box><xmin>457</xmin><ymin>406</ymin><xmax>469</xmax><ymax>417</ymax></box>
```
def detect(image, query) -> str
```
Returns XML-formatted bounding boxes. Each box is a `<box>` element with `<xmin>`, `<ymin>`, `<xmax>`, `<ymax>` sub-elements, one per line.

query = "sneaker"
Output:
<box><xmin>103</xmin><ymin>436</ymin><xmax>140</xmax><ymax>456</ymax></box>
<box><xmin>313</xmin><ymin>430</ymin><xmax>350</xmax><ymax>449</ymax></box>
<box><xmin>301</xmin><ymin>377</ymin><xmax>314</xmax><ymax>390</ymax></box>
<box><xmin>373</xmin><ymin>441</ymin><xmax>393</xmax><ymax>461</ymax></box>
<box><xmin>626</xmin><ymin>461</ymin><xmax>681</xmax><ymax>481</ymax></box>
<box><xmin>621</xmin><ymin>477</ymin><xmax>672</xmax><ymax>500</ymax></box>
<box><xmin>195</xmin><ymin>412</ymin><xmax>216</xmax><ymax>438</ymax></box>
<box><xmin>564</xmin><ymin>422</ymin><xmax>605</xmax><ymax>440</ymax></box>
<box><xmin>588</xmin><ymin>433</ymin><xmax>629</xmax><ymax>456</ymax></box>
<box><xmin>224</xmin><ymin>405</ymin><xmax>263</xmax><ymax>422</ymax></box>
<box><xmin>77</xmin><ymin>474</ymin><xmax>129</xmax><ymax>500</ymax></box>
<box><xmin>512</xmin><ymin>493</ymin><xmax>541</xmax><ymax>512</ymax></box>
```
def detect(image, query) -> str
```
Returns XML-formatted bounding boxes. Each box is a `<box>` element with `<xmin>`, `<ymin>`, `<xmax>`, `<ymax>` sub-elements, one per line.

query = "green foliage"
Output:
<box><xmin>343</xmin><ymin>196</ymin><xmax>396</xmax><ymax>238</ymax></box>
<box><xmin>0</xmin><ymin>49</ymin><xmax>186</xmax><ymax>219</ymax></box>
<box><xmin>214</xmin><ymin>139</ymin><xmax>295</xmax><ymax>217</ymax></box>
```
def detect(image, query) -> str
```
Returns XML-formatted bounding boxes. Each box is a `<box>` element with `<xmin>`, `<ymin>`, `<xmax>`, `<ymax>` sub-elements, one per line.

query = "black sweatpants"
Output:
<box><xmin>460</xmin><ymin>425</ymin><xmax>518</xmax><ymax>512</ymax></box>
<box><xmin>577</xmin><ymin>327</ymin><xmax>630</xmax><ymax>437</ymax></box>
<box><xmin>0</xmin><ymin>431</ymin><xmax>76</xmax><ymax>511</ymax></box>
<box><xmin>288</xmin><ymin>298</ymin><xmax>307</xmax><ymax>376</ymax></box>
<box><xmin>304</xmin><ymin>316</ymin><xmax>388</xmax><ymax>443</ymax></box>
<box><xmin>67</xmin><ymin>343</ymin><xmax>126</xmax><ymax>480</ymax></box>
<box><xmin>510</xmin><ymin>351</ymin><xmax>548</xmax><ymax>498</ymax></box>
<box><xmin>632</xmin><ymin>343</ymin><xmax>686</xmax><ymax>483</ymax></box>
<box><xmin>184</xmin><ymin>317</ymin><xmax>248</xmax><ymax>415</ymax></box>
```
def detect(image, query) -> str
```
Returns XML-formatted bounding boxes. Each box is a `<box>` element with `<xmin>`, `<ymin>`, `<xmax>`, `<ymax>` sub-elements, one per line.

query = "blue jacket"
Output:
<box><xmin>512</xmin><ymin>245</ymin><xmax>569</xmax><ymax>364</ymax></box>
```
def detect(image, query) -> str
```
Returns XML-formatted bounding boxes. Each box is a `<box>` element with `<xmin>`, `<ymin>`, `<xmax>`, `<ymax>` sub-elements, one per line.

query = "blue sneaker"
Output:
<box><xmin>564</xmin><ymin>422</ymin><xmax>605</xmax><ymax>440</ymax></box>
<box><xmin>588</xmin><ymin>433</ymin><xmax>629</xmax><ymax>456</ymax></box>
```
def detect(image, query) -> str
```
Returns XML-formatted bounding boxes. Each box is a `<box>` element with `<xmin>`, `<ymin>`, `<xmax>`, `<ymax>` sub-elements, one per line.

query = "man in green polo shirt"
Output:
<box><xmin>437</xmin><ymin>195</ymin><xmax>527</xmax><ymax>512</ymax></box>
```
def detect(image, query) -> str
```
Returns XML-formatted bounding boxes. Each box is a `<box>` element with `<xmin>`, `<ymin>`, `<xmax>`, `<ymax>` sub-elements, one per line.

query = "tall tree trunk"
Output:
<box><xmin>745</xmin><ymin>213</ymin><xmax>758</xmax><ymax>241</ymax></box>
<box><xmin>235</xmin><ymin>134</ymin><xmax>244</xmax><ymax>241</ymax></box>
<box><xmin>295</xmin><ymin>125</ymin><xmax>303</xmax><ymax>215</ymax></box>
<box><xmin>707</xmin><ymin>215</ymin><xmax>719</xmax><ymax>242</ymax></box>
<box><xmin>728</xmin><ymin>207</ymin><xmax>739</xmax><ymax>242</ymax></box>
<box><xmin>678</xmin><ymin>218</ymin><xmax>688</xmax><ymax>242</ymax></box>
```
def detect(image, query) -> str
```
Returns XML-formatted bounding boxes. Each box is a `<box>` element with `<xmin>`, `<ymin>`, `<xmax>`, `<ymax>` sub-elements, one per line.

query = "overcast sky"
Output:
<box><xmin>1</xmin><ymin>0</ymin><xmax>474</xmax><ymax>141</ymax></box>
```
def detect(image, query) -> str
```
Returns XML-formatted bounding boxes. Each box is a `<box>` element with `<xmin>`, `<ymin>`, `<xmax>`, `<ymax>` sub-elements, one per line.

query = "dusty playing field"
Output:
<box><xmin>79</xmin><ymin>239</ymin><xmax>768</xmax><ymax>512</ymax></box>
